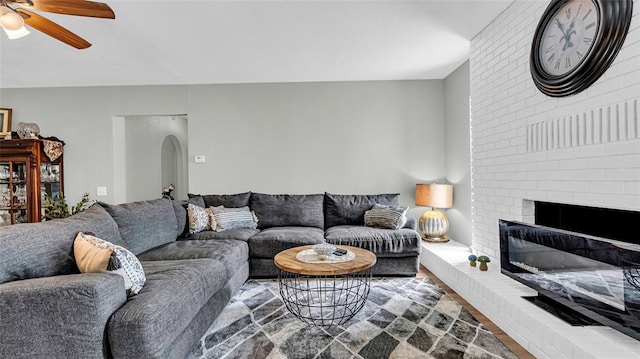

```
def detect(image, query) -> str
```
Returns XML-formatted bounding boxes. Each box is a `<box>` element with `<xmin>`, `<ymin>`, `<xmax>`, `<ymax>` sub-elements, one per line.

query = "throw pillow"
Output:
<box><xmin>188</xmin><ymin>203</ymin><xmax>217</xmax><ymax>233</ymax></box>
<box><xmin>211</xmin><ymin>206</ymin><xmax>258</xmax><ymax>232</ymax></box>
<box><xmin>73</xmin><ymin>232</ymin><xmax>146</xmax><ymax>297</ymax></box>
<box><xmin>364</xmin><ymin>204</ymin><xmax>409</xmax><ymax>230</ymax></box>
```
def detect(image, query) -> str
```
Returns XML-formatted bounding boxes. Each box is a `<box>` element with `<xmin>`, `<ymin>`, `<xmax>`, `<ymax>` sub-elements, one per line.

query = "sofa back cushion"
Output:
<box><xmin>173</xmin><ymin>197</ymin><xmax>207</xmax><ymax>238</ymax></box>
<box><xmin>172</xmin><ymin>201</ymin><xmax>187</xmax><ymax>237</ymax></box>
<box><xmin>324</xmin><ymin>193</ymin><xmax>400</xmax><ymax>228</ymax></box>
<box><xmin>0</xmin><ymin>204</ymin><xmax>122</xmax><ymax>284</ymax></box>
<box><xmin>250</xmin><ymin>193</ymin><xmax>324</xmax><ymax>229</ymax></box>
<box><xmin>188</xmin><ymin>192</ymin><xmax>251</xmax><ymax>208</ymax></box>
<box><xmin>99</xmin><ymin>199</ymin><xmax>177</xmax><ymax>255</ymax></box>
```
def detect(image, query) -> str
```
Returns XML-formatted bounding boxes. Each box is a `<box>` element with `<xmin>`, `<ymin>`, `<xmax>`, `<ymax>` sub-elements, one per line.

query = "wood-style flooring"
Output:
<box><xmin>417</xmin><ymin>265</ymin><xmax>535</xmax><ymax>359</ymax></box>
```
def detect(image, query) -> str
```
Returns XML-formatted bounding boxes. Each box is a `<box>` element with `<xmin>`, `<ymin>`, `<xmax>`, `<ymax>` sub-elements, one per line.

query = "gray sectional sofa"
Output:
<box><xmin>186</xmin><ymin>192</ymin><xmax>421</xmax><ymax>277</ymax></box>
<box><xmin>0</xmin><ymin>192</ymin><xmax>420</xmax><ymax>359</ymax></box>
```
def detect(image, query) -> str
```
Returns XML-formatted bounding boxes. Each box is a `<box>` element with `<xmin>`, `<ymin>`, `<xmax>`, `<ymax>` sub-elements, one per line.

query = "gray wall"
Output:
<box><xmin>443</xmin><ymin>61</ymin><xmax>471</xmax><ymax>246</ymax></box>
<box><xmin>1</xmin><ymin>80</ymin><xmax>445</xmax><ymax>211</ymax></box>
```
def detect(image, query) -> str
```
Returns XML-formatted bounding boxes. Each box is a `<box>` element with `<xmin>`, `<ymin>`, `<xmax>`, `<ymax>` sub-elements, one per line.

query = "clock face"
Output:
<box><xmin>538</xmin><ymin>0</ymin><xmax>599</xmax><ymax>77</ymax></box>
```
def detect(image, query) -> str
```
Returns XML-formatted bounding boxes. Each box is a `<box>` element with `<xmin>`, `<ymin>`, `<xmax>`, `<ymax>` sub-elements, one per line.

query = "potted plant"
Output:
<box><xmin>477</xmin><ymin>255</ymin><xmax>491</xmax><ymax>271</ymax></box>
<box><xmin>468</xmin><ymin>254</ymin><xmax>478</xmax><ymax>267</ymax></box>
<box><xmin>43</xmin><ymin>192</ymin><xmax>92</xmax><ymax>220</ymax></box>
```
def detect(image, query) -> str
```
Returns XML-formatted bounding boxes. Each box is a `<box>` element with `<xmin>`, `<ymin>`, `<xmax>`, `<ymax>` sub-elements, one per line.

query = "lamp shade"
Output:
<box><xmin>415</xmin><ymin>183</ymin><xmax>453</xmax><ymax>209</ymax></box>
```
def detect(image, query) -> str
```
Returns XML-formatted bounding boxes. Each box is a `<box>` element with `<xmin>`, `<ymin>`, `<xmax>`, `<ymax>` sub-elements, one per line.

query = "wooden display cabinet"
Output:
<box><xmin>0</xmin><ymin>139</ymin><xmax>64</xmax><ymax>225</ymax></box>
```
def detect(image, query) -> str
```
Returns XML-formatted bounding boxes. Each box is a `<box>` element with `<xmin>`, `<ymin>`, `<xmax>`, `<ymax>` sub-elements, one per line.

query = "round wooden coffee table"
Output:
<box><xmin>274</xmin><ymin>245</ymin><xmax>376</xmax><ymax>327</ymax></box>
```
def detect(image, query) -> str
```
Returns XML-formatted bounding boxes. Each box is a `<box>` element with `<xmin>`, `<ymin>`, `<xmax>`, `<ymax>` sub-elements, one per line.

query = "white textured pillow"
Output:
<box><xmin>364</xmin><ymin>204</ymin><xmax>409</xmax><ymax>230</ymax></box>
<box><xmin>211</xmin><ymin>206</ymin><xmax>258</xmax><ymax>232</ymax></box>
<box><xmin>188</xmin><ymin>203</ymin><xmax>215</xmax><ymax>233</ymax></box>
<box><xmin>74</xmin><ymin>232</ymin><xmax>146</xmax><ymax>297</ymax></box>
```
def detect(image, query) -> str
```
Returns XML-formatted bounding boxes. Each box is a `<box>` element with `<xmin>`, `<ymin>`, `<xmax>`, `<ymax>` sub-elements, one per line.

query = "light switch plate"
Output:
<box><xmin>195</xmin><ymin>155</ymin><xmax>205</xmax><ymax>163</ymax></box>
<box><xmin>97</xmin><ymin>186</ymin><xmax>107</xmax><ymax>196</ymax></box>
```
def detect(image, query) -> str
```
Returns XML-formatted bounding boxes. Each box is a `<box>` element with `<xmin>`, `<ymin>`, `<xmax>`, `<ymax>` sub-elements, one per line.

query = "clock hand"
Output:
<box><xmin>555</xmin><ymin>19</ymin><xmax>568</xmax><ymax>37</ymax></box>
<box><xmin>557</xmin><ymin>18</ymin><xmax>577</xmax><ymax>51</ymax></box>
<box><xmin>563</xmin><ymin>19</ymin><xmax>577</xmax><ymax>50</ymax></box>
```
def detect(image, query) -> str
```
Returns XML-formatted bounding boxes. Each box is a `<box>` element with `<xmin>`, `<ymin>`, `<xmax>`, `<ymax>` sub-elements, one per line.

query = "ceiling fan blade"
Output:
<box><xmin>21</xmin><ymin>0</ymin><xmax>115</xmax><ymax>19</ymax></box>
<box><xmin>16</xmin><ymin>8</ymin><xmax>91</xmax><ymax>49</ymax></box>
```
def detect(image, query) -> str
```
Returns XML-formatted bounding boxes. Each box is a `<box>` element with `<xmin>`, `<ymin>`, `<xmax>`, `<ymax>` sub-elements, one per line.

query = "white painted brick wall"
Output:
<box><xmin>470</xmin><ymin>0</ymin><xmax>640</xmax><ymax>259</ymax></box>
<box><xmin>460</xmin><ymin>2</ymin><xmax>640</xmax><ymax>355</ymax></box>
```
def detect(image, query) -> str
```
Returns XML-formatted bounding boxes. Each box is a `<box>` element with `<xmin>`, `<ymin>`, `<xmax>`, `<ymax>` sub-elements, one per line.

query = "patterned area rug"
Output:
<box><xmin>188</xmin><ymin>277</ymin><xmax>519</xmax><ymax>359</ymax></box>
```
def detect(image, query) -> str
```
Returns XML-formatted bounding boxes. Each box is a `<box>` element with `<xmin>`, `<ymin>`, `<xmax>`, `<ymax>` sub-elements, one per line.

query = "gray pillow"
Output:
<box><xmin>250</xmin><ymin>193</ymin><xmax>324</xmax><ymax>229</ymax></box>
<box><xmin>324</xmin><ymin>193</ymin><xmax>399</xmax><ymax>228</ymax></box>
<box><xmin>99</xmin><ymin>199</ymin><xmax>177</xmax><ymax>255</ymax></box>
<box><xmin>364</xmin><ymin>204</ymin><xmax>409</xmax><ymax>230</ymax></box>
<box><xmin>188</xmin><ymin>192</ymin><xmax>251</xmax><ymax>208</ymax></box>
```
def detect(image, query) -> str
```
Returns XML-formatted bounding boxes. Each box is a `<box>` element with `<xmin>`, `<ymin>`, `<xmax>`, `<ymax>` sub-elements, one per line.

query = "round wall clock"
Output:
<box><xmin>530</xmin><ymin>0</ymin><xmax>633</xmax><ymax>97</ymax></box>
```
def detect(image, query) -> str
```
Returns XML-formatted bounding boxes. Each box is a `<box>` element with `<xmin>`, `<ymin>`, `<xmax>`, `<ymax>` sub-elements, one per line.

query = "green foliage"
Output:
<box><xmin>43</xmin><ymin>192</ymin><xmax>92</xmax><ymax>220</ymax></box>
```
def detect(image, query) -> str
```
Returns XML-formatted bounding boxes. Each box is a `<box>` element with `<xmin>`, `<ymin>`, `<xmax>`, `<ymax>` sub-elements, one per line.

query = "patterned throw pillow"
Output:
<box><xmin>188</xmin><ymin>203</ymin><xmax>217</xmax><ymax>233</ymax></box>
<box><xmin>211</xmin><ymin>206</ymin><xmax>258</xmax><ymax>232</ymax></box>
<box><xmin>364</xmin><ymin>204</ymin><xmax>409</xmax><ymax>230</ymax></box>
<box><xmin>73</xmin><ymin>232</ymin><xmax>146</xmax><ymax>297</ymax></box>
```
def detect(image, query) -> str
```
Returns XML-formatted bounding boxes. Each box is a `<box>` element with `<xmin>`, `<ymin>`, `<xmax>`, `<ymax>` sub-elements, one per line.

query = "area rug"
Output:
<box><xmin>187</xmin><ymin>277</ymin><xmax>519</xmax><ymax>359</ymax></box>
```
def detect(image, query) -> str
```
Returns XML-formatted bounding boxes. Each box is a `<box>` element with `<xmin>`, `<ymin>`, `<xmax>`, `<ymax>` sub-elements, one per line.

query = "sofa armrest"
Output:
<box><xmin>0</xmin><ymin>273</ymin><xmax>127</xmax><ymax>358</ymax></box>
<box><xmin>404</xmin><ymin>217</ymin><xmax>417</xmax><ymax>230</ymax></box>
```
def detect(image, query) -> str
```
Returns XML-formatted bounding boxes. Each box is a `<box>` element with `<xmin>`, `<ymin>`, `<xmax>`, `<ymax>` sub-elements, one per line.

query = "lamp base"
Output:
<box><xmin>422</xmin><ymin>235</ymin><xmax>450</xmax><ymax>243</ymax></box>
<box><xmin>418</xmin><ymin>209</ymin><xmax>450</xmax><ymax>242</ymax></box>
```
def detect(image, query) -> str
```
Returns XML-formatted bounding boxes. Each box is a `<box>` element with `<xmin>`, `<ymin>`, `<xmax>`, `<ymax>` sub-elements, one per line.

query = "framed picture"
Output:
<box><xmin>0</xmin><ymin>108</ymin><xmax>12</xmax><ymax>139</ymax></box>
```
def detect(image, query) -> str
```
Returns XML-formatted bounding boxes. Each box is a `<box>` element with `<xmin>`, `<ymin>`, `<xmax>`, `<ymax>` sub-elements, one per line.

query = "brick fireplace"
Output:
<box><xmin>422</xmin><ymin>1</ymin><xmax>640</xmax><ymax>358</ymax></box>
<box><xmin>470</xmin><ymin>0</ymin><xmax>639</xmax><ymax>262</ymax></box>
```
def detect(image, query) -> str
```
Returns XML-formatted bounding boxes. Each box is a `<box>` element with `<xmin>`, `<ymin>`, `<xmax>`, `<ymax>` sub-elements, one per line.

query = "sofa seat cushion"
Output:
<box><xmin>138</xmin><ymin>240</ymin><xmax>248</xmax><ymax>281</ymax></box>
<box><xmin>248</xmin><ymin>227</ymin><xmax>324</xmax><ymax>258</ymax></box>
<box><xmin>185</xmin><ymin>228</ymin><xmax>260</xmax><ymax>241</ymax></box>
<box><xmin>108</xmin><ymin>259</ymin><xmax>225</xmax><ymax>359</ymax></box>
<box><xmin>325</xmin><ymin>225</ymin><xmax>421</xmax><ymax>257</ymax></box>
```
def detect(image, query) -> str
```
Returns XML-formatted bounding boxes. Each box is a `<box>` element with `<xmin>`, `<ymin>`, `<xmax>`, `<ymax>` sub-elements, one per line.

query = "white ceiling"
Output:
<box><xmin>0</xmin><ymin>0</ymin><xmax>514</xmax><ymax>89</ymax></box>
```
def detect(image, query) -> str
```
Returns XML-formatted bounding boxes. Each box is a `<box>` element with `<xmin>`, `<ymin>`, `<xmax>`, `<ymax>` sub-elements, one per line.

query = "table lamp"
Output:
<box><xmin>415</xmin><ymin>183</ymin><xmax>453</xmax><ymax>242</ymax></box>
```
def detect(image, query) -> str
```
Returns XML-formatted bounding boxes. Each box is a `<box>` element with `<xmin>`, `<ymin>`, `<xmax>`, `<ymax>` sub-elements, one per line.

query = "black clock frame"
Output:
<box><xmin>530</xmin><ymin>0</ymin><xmax>633</xmax><ymax>97</ymax></box>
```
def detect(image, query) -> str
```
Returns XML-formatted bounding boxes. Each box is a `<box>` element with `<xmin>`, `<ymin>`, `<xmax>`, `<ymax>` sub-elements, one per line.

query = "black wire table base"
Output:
<box><xmin>278</xmin><ymin>268</ymin><xmax>372</xmax><ymax>327</ymax></box>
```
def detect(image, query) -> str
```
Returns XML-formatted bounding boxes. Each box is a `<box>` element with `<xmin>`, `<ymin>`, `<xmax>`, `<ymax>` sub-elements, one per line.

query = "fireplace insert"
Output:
<box><xmin>499</xmin><ymin>220</ymin><xmax>640</xmax><ymax>340</ymax></box>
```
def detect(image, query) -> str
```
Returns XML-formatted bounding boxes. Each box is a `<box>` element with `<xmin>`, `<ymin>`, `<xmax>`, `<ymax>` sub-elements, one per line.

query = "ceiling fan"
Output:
<box><xmin>0</xmin><ymin>0</ymin><xmax>115</xmax><ymax>49</ymax></box>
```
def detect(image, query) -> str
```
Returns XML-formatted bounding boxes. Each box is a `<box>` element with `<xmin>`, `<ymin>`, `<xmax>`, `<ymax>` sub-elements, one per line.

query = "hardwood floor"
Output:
<box><xmin>417</xmin><ymin>265</ymin><xmax>535</xmax><ymax>359</ymax></box>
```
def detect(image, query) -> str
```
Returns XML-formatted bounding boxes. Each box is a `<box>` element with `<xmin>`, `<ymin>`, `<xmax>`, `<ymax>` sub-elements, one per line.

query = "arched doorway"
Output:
<box><xmin>161</xmin><ymin>134</ymin><xmax>187</xmax><ymax>200</ymax></box>
<box><xmin>112</xmin><ymin>115</ymin><xmax>188</xmax><ymax>202</ymax></box>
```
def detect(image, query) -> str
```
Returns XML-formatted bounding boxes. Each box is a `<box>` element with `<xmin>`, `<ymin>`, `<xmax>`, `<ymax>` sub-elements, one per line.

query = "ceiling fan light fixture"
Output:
<box><xmin>2</xmin><ymin>24</ymin><xmax>29</xmax><ymax>39</ymax></box>
<box><xmin>0</xmin><ymin>8</ymin><xmax>24</xmax><ymax>31</ymax></box>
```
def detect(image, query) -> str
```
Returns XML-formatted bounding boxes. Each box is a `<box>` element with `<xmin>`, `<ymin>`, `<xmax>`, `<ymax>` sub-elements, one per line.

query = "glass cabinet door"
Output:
<box><xmin>0</xmin><ymin>161</ymin><xmax>28</xmax><ymax>226</ymax></box>
<box><xmin>40</xmin><ymin>162</ymin><xmax>62</xmax><ymax>219</ymax></box>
